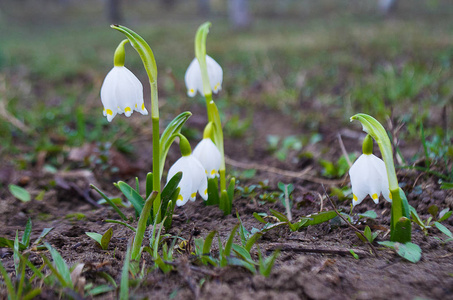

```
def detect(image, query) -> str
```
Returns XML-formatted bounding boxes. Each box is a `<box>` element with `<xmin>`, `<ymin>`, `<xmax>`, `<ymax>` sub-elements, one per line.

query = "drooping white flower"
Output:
<box><xmin>100</xmin><ymin>66</ymin><xmax>148</xmax><ymax>122</ymax></box>
<box><xmin>166</xmin><ymin>155</ymin><xmax>208</xmax><ymax>206</ymax></box>
<box><xmin>349</xmin><ymin>154</ymin><xmax>392</xmax><ymax>206</ymax></box>
<box><xmin>185</xmin><ymin>55</ymin><xmax>223</xmax><ymax>97</ymax></box>
<box><xmin>193</xmin><ymin>138</ymin><xmax>221</xmax><ymax>178</ymax></box>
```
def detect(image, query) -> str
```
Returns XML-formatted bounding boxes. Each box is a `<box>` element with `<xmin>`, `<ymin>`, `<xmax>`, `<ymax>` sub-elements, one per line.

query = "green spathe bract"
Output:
<box><xmin>350</xmin><ymin>113</ymin><xmax>411</xmax><ymax>242</ymax></box>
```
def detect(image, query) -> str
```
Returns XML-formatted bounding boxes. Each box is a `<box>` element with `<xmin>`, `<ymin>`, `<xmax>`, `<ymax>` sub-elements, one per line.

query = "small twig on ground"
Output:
<box><xmin>322</xmin><ymin>185</ymin><xmax>379</xmax><ymax>257</ymax></box>
<box><xmin>337</xmin><ymin>133</ymin><xmax>351</xmax><ymax>167</ymax></box>
<box><xmin>266</xmin><ymin>243</ymin><xmax>370</xmax><ymax>258</ymax></box>
<box><xmin>0</xmin><ymin>99</ymin><xmax>31</xmax><ymax>133</ymax></box>
<box><xmin>225</xmin><ymin>156</ymin><xmax>345</xmax><ymax>186</ymax></box>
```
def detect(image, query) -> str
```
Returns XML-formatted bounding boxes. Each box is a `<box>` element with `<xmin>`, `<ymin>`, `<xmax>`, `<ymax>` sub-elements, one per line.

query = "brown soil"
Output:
<box><xmin>1</xmin><ymin>107</ymin><xmax>453</xmax><ymax>300</ymax></box>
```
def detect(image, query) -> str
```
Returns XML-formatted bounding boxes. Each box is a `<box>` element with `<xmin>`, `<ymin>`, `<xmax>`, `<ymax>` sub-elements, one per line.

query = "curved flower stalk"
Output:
<box><xmin>98</xmin><ymin>25</ymin><xmax>192</xmax><ymax>260</ymax></box>
<box><xmin>100</xmin><ymin>39</ymin><xmax>148</xmax><ymax>122</ymax></box>
<box><xmin>110</xmin><ymin>25</ymin><xmax>163</xmax><ymax>220</ymax></box>
<box><xmin>185</xmin><ymin>55</ymin><xmax>223</xmax><ymax>97</ymax></box>
<box><xmin>188</xmin><ymin>22</ymin><xmax>234</xmax><ymax>215</ymax></box>
<box><xmin>349</xmin><ymin>135</ymin><xmax>392</xmax><ymax>206</ymax></box>
<box><xmin>350</xmin><ymin>113</ymin><xmax>411</xmax><ymax>243</ymax></box>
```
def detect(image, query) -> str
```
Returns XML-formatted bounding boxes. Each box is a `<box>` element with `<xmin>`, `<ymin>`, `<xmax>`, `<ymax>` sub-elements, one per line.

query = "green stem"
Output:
<box><xmin>206</xmin><ymin>95</ymin><xmax>226</xmax><ymax>191</ymax></box>
<box><xmin>132</xmin><ymin>191</ymin><xmax>158</xmax><ymax>260</ymax></box>
<box><xmin>152</xmin><ymin>115</ymin><xmax>161</xmax><ymax>223</ymax></box>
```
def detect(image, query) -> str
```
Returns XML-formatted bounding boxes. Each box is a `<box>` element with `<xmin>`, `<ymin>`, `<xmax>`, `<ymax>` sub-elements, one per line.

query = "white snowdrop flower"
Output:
<box><xmin>100</xmin><ymin>66</ymin><xmax>148</xmax><ymax>122</ymax></box>
<box><xmin>193</xmin><ymin>138</ymin><xmax>221</xmax><ymax>178</ymax></box>
<box><xmin>167</xmin><ymin>155</ymin><xmax>208</xmax><ymax>206</ymax></box>
<box><xmin>185</xmin><ymin>55</ymin><xmax>223</xmax><ymax>97</ymax></box>
<box><xmin>349</xmin><ymin>154</ymin><xmax>392</xmax><ymax>206</ymax></box>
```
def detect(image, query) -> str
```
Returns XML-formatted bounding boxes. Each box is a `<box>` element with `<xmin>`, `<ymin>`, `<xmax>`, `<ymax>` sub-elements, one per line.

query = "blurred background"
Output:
<box><xmin>0</xmin><ymin>0</ymin><xmax>452</xmax><ymax>185</ymax></box>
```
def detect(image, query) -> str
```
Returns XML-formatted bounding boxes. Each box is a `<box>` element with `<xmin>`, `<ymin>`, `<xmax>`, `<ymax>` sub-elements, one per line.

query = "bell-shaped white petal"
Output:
<box><xmin>184</xmin><ymin>55</ymin><xmax>223</xmax><ymax>97</ymax></box>
<box><xmin>193</xmin><ymin>138</ymin><xmax>221</xmax><ymax>178</ymax></box>
<box><xmin>167</xmin><ymin>155</ymin><xmax>208</xmax><ymax>206</ymax></box>
<box><xmin>100</xmin><ymin>66</ymin><xmax>148</xmax><ymax>122</ymax></box>
<box><xmin>349</xmin><ymin>154</ymin><xmax>392</xmax><ymax>206</ymax></box>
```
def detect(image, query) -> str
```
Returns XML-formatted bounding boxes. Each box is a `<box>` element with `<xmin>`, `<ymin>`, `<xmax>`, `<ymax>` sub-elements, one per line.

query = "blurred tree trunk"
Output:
<box><xmin>228</xmin><ymin>0</ymin><xmax>251</xmax><ymax>29</ymax></box>
<box><xmin>198</xmin><ymin>0</ymin><xmax>210</xmax><ymax>16</ymax></box>
<box><xmin>378</xmin><ymin>0</ymin><xmax>397</xmax><ymax>14</ymax></box>
<box><xmin>106</xmin><ymin>0</ymin><xmax>122</xmax><ymax>24</ymax></box>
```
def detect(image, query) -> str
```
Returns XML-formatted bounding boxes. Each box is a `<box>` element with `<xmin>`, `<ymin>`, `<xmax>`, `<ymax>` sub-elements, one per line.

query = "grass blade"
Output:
<box><xmin>91</xmin><ymin>184</ymin><xmax>127</xmax><ymax>220</ymax></box>
<box><xmin>22</xmin><ymin>218</ymin><xmax>32</xmax><ymax>248</ymax></box>
<box><xmin>45</xmin><ymin>243</ymin><xmax>73</xmax><ymax>288</ymax></box>
<box><xmin>120</xmin><ymin>243</ymin><xmax>131</xmax><ymax>300</ymax></box>
<box><xmin>0</xmin><ymin>260</ymin><xmax>16</xmax><ymax>300</ymax></box>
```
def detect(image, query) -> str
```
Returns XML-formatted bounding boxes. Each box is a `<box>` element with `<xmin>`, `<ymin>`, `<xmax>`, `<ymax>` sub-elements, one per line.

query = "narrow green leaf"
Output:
<box><xmin>87</xmin><ymin>285</ymin><xmax>115</xmax><ymax>296</ymax></box>
<box><xmin>22</xmin><ymin>218</ymin><xmax>32</xmax><ymax>248</ymax></box>
<box><xmin>364</xmin><ymin>226</ymin><xmax>372</xmax><ymax>242</ymax></box>
<box><xmin>438</xmin><ymin>209</ymin><xmax>452</xmax><ymax>222</ymax></box>
<box><xmin>91</xmin><ymin>184</ymin><xmax>127</xmax><ymax>220</ymax></box>
<box><xmin>441</xmin><ymin>182</ymin><xmax>453</xmax><ymax>190</ymax></box>
<box><xmin>355</xmin><ymin>232</ymin><xmax>368</xmax><ymax>243</ymax></box>
<box><xmin>227</xmin><ymin>177</ymin><xmax>236</xmax><ymax>204</ymax></box>
<box><xmin>98</xmin><ymin>271</ymin><xmax>118</xmax><ymax>288</ymax></box>
<box><xmin>101</xmin><ymin>228</ymin><xmax>113</xmax><ymax>250</ymax></box>
<box><xmin>228</xmin><ymin>256</ymin><xmax>256</xmax><ymax>274</ymax></box>
<box><xmin>302</xmin><ymin>210</ymin><xmax>338</xmax><ymax>226</ymax></box>
<box><xmin>163</xmin><ymin>191</ymin><xmax>178</xmax><ymax>230</ymax></box>
<box><xmin>131</xmin><ymin>191</ymin><xmax>158</xmax><ymax>261</ymax></box>
<box><xmin>409</xmin><ymin>206</ymin><xmax>425</xmax><ymax>228</ymax></box>
<box><xmin>145</xmin><ymin>172</ymin><xmax>153</xmax><ymax>199</ymax></box>
<box><xmin>220</xmin><ymin>190</ymin><xmax>230</xmax><ymax>215</ymax></box>
<box><xmin>259</xmin><ymin>248</ymin><xmax>280</xmax><ymax>276</ymax></box>
<box><xmin>159</xmin><ymin>111</ymin><xmax>192</xmax><ymax>176</ymax></box>
<box><xmin>105</xmin><ymin>220</ymin><xmax>136</xmax><ymax>232</ymax></box>
<box><xmin>358</xmin><ymin>210</ymin><xmax>377</xmax><ymax>219</ymax></box>
<box><xmin>161</xmin><ymin>172</ymin><xmax>182</xmax><ymax>220</ymax></box>
<box><xmin>120</xmin><ymin>243</ymin><xmax>131</xmax><ymax>300</ymax></box>
<box><xmin>14</xmin><ymin>231</ymin><xmax>20</xmax><ymax>276</ymax></box>
<box><xmin>0</xmin><ymin>260</ymin><xmax>16</xmax><ymax>299</ymax></box>
<box><xmin>435</xmin><ymin>222</ymin><xmax>453</xmax><ymax>238</ymax></box>
<box><xmin>0</xmin><ymin>237</ymin><xmax>26</xmax><ymax>250</ymax></box>
<box><xmin>202</xmin><ymin>230</ymin><xmax>217</xmax><ymax>257</ymax></box>
<box><xmin>135</xmin><ymin>177</ymin><xmax>140</xmax><ymax>193</ymax></box>
<box><xmin>9</xmin><ymin>184</ymin><xmax>31</xmax><ymax>202</ymax></box>
<box><xmin>224</xmin><ymin>224</ymin><xmax>240</xmax><ymax>257</ymax></box>
<box><xmin>45</xmin><ymin>243</ymin><xmax>73</xmax><ymax>288</ymax></box>
<box><xmin>206</xmin><ymin>177</ymin><xmax>220</xmax><ymax>206</ymax></box>
<box><xmin>22</xmin><ymin>288</ymin><xmax>42</xmax><ymax>300</ymax></box>
<box><xmin>33</xmin><ymin>228</ymin><xmax>53</xmax><ymax>247</ymax></box>
<box><xmin>253</xmin><ymin>212</ymin><xmax>267</xmax><ymax>224</ymax></box>
<box><xmin>245</xmin><ymin>231</ymin><xmax>264</xmax><ymax>252</ymax></box>
<box><xmin>270</xmin><ymin>209</ymin><xmax>289</xmax><ymax>223</ymax></box>
<box><xmin>231</xmin><ymin>244</ymin><xmax>256</xmax><ymax>267</ymax></box>
<box><xmin>85</xmin><ymin>232</ymin><xmax>103</xmax><ymax>246</ymax></box>
<box><xmin>349</xmin><ymin>249</ymin><xmax>360</xmax><ymax>260</ymax></box>
<box><xmin>117</xmin><ymin>181</ymin><xmax>145</xmax><ymax>215</ymax></box>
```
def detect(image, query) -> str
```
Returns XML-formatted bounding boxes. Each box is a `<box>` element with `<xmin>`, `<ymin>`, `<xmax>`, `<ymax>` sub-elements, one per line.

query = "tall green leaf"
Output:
<box><xmin>159</xmin><ymin>111</ymin><xmax>192</xmax><ymax>176</ymax></box>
